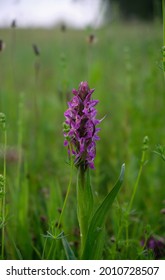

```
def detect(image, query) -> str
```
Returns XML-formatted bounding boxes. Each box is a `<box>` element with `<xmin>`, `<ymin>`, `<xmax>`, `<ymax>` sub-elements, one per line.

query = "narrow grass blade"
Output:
<box><xmin>61</xmin><ymin>232</ymin><xmax>77</xmax><ymax>260</ymax></box>
<box><xmin>12</xmin><ymin>239</ymin><xmax>23</xmax><ymax>260</ymax></box>
<box><xmin>82</xmin><ymin>163</ymin><xmax>125</xmax><ymax>259</ymax></box>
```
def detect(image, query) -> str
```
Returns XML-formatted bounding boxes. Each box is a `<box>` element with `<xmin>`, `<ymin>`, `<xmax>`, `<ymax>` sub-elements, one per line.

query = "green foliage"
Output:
<box><xmin>82</xmin><ymin>164</ymin><xmax>125</xmax><ymax>259</ymax></box>
<box><xmin>0</xmin><ymin>22</ymin><xmax>165</xmax><ymax>259</ymax></box>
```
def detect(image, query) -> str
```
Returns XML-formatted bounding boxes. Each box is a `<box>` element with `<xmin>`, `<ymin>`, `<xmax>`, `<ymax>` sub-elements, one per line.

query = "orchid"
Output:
<box><xmin>62</xmin><ymin>82</ymin><xmax>125</xmax><ymax>259</ymax></box>
<box><xmin>63</xmin><ymin>81</ymin><xmax>100</xmax><ymax>170</ymax></box>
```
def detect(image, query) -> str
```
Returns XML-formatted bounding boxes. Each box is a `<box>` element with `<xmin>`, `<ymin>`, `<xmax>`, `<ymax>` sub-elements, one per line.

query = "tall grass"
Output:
<box><xmin>0</xmin><ymin>21</ymin><xmax>165</xmax><ymax>259</ymax></box>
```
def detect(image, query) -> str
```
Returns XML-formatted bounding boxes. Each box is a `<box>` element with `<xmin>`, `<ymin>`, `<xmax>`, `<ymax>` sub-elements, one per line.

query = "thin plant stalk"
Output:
<box><xmin>59</xmin><ymin>27</ymin><xmax>69</xmax><ymax>108</ymax></box>
<box><xmin>77</xmin><ymin>167</ymin><xmax>87</xmax><ymax>251</ymax></box>
<box><xmin>86</xmin><ymin>35</ymin><xmax>97</xmax><ymax>82</ymax></box>
<box><xmin>128</xmin><ymin>149</ymin><xmax>146</xmax><ymax>212</ymax></box>
<box><xmin>57</xmin><ymin>144</ymin><xmax>74</xmax><ymax>230</ymax></box>
<box><xmin>115</xmin><ymin>137</ymin><xmax>149</xmax><ymax>255</ymax></box>
<box><xmin>163</xmin><ymin>0</ymin><xmax>165</xmax><ymax>46</ymax></box>
<box><xmin>34</xmin><ymin>61</ymin><xmax>40</xmax><ymax>118</ymax></box>
<box><xmin>125</xmin><ymin>136</ymin><xmax>149</xmax><ymax>249</ymax></box>
<box><xmin>16</xmin><ymin>93</ymin><xmax>24</xmax><ymax>190</ymax></box>
<box><xmin>10</xmin><ymin>22</ymin><xmax>16</xmax><ymax>89</ymax></box>
<box><xmin>0</xmin><ymin>113</ymin><xmax>7</xmax><ymax>259</ymax></box>
<box><xmin>60</xmin><ymin>53</ymin><xmax>69</xmax><ymax>109</ymax></box>
<box><xmin>42</xmin><ymin>144</ymin><xmax>74</xmax><ymax>260</ymax></box>
<box><xmin>162</xmin><ymin>0</ymin><xmax>165</xmax><ymax>78</ymax></box>
<box><xmin>41</xmin><ymin>237</ymin><xmax>47</xmax><ymax>260</ymax></box>
<box><xmin>0</xmin><ymin>40</ymin><xmax>5</xmax><ymax>105</ymax></box>
<box><xmin>87</xmin><ymin>42</ymin><xmax>92</xmax><ymax>80</ymax></box>
<box><xmin>1</xmin><ymin>128</ymin><xmax>7</xmax><ymax>259</ymax></box>
<box><xmin>33</xmin><ymin>45</ymin><xmax>41</xmax><ymax>119</ymax></box>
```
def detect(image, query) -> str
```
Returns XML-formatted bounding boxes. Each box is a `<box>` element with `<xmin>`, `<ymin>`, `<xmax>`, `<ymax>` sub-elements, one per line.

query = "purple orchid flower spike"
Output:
<box><xmin>63</xmin><ymin>81</ymin><xmax>100</xmax><ymax>170</ymax></box>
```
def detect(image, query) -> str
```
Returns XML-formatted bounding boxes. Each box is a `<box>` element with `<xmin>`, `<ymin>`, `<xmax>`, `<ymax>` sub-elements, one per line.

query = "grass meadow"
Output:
<box><xmin>0</xmin><ymin>21</ymin><xmax>165</xmax><ymax>260</ymax></box>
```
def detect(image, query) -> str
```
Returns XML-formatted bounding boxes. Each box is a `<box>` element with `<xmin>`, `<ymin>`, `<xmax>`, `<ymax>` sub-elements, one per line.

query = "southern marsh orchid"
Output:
<box><xmin>63</xmin><ymin>81</ymin><xmax>100</xmax><ymax>170</ymax></box>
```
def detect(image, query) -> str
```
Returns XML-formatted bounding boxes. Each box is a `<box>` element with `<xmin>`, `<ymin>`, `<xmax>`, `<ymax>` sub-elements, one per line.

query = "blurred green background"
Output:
<box><xmin>0</xmin><ymin>0</ymin><xmax>165</xmax><ymax>259</ymax></box>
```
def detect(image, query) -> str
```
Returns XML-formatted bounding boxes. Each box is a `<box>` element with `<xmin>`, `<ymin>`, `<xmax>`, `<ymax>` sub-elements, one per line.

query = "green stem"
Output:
<box><xmin>16</xmin><ymin>93</ymin><xmax>24</xmax><ymax>190</ymax></box>
<box><xmin>43</xmin><ymin>145</ymin><xmax>74</xmax><ymax>260</ymax></box>
<box><xmin>77</xmin><ymin>167</ymin><xmax>87</xmax><ymax>250</ymax></box>
<box><xmin>163</xmin><ymin>0</ymin><xmax>165</xmax><ymax>77</ymax></box>
<box><xmin>125</xmin><ymin>138</ymin><xmax>148</xmax><ymax>251</ymax></box>
<box><xmin>77</xmin><ymin>166</ymin><xmax>93</xmax><ymax>255</ymax></box>
<box><xmin>41</xmin><ymin>237</ymin><xmax>47</xmax><ymax>260</ymax></box>
<box><xmin>45</xmin><ymin>239</ymin><xmax>55</xmax><ymax>260</ymax></box>
<box><xmin>128</xmin><ymin>149</ymin><xmax>146</xmax><ymax>213</ymax></box>
<box><xmin>57</xmin><ymin>152</ymin><xmax>74</xmax><ymax>230</ymax></box>
<box><xmin>115</xmin><ymin>137</ymin><xmax>148</xmax><ymax>254</ymax></box>
<box><xmin>163</xmin><ymin>0</ymin><xmax>165</xmax><ymax>45</ymax></box>
<box><xmin>10</xmin><ymin>25</ymin><xmax>16</xmax><ymax>89</ymax></box>
<box><xmin>1</xmin><ymin>128</ymin><xmax>7</xmax><ymax>259</ymax></box>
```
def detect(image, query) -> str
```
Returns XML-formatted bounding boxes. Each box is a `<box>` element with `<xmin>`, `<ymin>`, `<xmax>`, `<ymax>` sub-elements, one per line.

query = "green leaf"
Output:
<box><xmin>61</xmin><ymin>232</ymin><xmax>77</xmax><ymax>260</ymax></box>
<box><xmin>82</xmin><ymin>163</ymin><xmax>125</xmax><ymax>260</ymax></box>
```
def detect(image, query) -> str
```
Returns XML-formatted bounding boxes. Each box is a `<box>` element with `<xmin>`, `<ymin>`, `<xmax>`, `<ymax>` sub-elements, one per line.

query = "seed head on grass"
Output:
<box><xmin>87</xmin><ymin>34</ymin><xmax>97</xmax><ymax>45</ymax></box>
<box><xmin>60</xmin><ymin>23</ymin><xmax>66</xmax><ymax>32</ymax></box>
<box><xmin>32</xmin><ymin>44</ymin><xmax>41</xmax><ymax>87</ymax></box>
<box><xmin>0</xmin><ymin>174</ymin><xmax>5</xmax><ymax>193</ymax></box>
<box><xmin>0</xmin><ymin>113</ymin><xmax>6</xmax><ymax>130</ymax></box>
<box><xmin>0</xmin><ymin>175</ymin><xmax>5</xmax><ymax>202</ymax></box>
<box><xmin>0</xmin><ymin>174</ymin><xmax>5</xmax><ymax>185</ymax></box>
<box><xmin>32</xmin><ymin>44</ymin><xmax>40</xmax><ymax>56</ymax></box>
<box><xmin>63</xmin><ymin>81</ymin><xmax>100</xmax><ymax>170</ymax></box>
<box><xmin>11</xmin><ymin>19</ymin><xmax>16</xmax><ymax>28</ymax></box>
<box><xmin>0</xmin><ymin>40</ymin><xmax>5</xmax><ymax>52</ymax></box>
